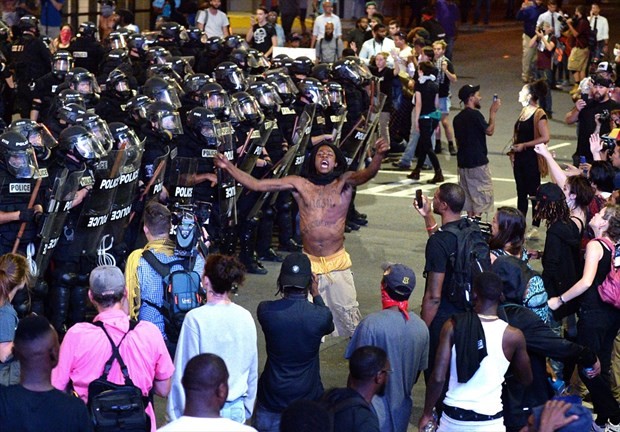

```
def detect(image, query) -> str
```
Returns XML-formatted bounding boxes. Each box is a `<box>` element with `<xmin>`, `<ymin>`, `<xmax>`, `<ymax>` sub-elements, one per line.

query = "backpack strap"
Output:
<box><xmin>92</xmin><ymin>320</ymin><xmax>138</xmax><ymax>386</ymax></box>
<box><xmin>142</xmin><ymin>249</ymin><xmax>173</xmax><ymax>278</ymax></box>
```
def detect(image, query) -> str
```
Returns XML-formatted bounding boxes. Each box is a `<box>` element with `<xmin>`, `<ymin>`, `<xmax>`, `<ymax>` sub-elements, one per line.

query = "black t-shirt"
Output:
<box><xmin>453</xmin><ymin>107</ymin><xmax>489</xmax><ymax>168</ymax></box>
<box><xmin>514</xmin><ymin>111</ymin><xmax>546</xmax><ymax>164</ymax></box>
<box><xmin>437</xmin><ymin>59</ymin><xmax>455</xmax><ymax>98</ymax></box>
<box><xmin>370</xmin><ymin>65</ymin><xmax>394</xmax><ymax>112</ymax></box>
<box><xmin>0</xmin><ymin>385</ymin><xmax>93</xmax><ymax>432</ymax></box>
<box><xmin>417</xmin><ymin>79</ymin><xmax>439</xmax><ymax>115</ymax></box>
<box><xmin>421</xmin><ymin>19</ymin><xmax>447</xmax><ymax>42</ymax></box>
<box><xmin>251</xmin><ymin>23</ymin><xmax>277</xmax><ymax>55</ymax></box>
<box><xmin>424</xmin><ymin>219</ymin><xmax>461</xmax><ymax>315</ymax></box>
<box><xmin>577</xmin><ymin>99</ymin><xmax>620</xmax><ymax>160</ymax></box>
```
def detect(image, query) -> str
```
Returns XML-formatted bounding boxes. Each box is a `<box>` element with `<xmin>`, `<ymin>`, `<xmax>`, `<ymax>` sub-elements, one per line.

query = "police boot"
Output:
<box><xmin>69</xmin><ymin>284</ymin><xmax>90</xmax><ymax>325</ymax></box>
<box><xmin>30</xmin><ymin>279</ymin><xmax>49</xmax><ymax>316</ymax></box>
<box><xmin>220</xmin><ymin>226</ymin><xmax>238</xmax><ymax>255</ymax></box>
<box><xmin>256</xmin><ymin>208</ymin><xmax>283</xmax><ymax>262</ymax></box>
<box><xmin>49</xmin><ymin>285</ymin><xmax>71</xmax><ymax>336</ymax></box>
<box><xmin>238</xmin><ymin>222</ymin><xmax>268</xmax><ymax>275</ymax></box>
<box><xmin>276</xmin><ymin>206</ymin><xmax>302</xmax><ymax>252</ymax></box>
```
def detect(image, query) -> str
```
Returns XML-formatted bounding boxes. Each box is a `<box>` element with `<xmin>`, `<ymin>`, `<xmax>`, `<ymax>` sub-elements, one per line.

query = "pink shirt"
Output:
<box><xmin>51</xmin><ymin>309</ymin><xmax>175</xmax><ymax>431</ymax></box>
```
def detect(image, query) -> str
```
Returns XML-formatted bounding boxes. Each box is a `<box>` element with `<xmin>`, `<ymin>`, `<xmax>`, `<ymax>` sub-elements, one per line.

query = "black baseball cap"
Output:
<box><xmin>279</xmin><ymin>253</ymin><xmax>312</xmax><ymax>289</ymax></box>
<box><xmin>458</xmin><ymin>84</ymin><xmax>480</xmax><ymax>103</ymax></box>
<box><xmin>381</xmin><ymin>262</ymin><xmax>416</xmax><ymax>301</ymax></box>
<box><xmin>532</xmin><ymin>182</ymin><xmax>564</xmax><ymax>203</ymax></box>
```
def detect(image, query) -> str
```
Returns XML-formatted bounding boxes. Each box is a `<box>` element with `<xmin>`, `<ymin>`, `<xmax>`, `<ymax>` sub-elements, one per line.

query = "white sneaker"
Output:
<box><xmin>606</xmin><ymin>422</ymin><xmax>620</xmax><ymax>432</ymax></box>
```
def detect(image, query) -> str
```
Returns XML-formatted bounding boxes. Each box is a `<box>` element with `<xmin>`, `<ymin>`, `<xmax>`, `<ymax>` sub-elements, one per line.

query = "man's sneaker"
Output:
<box><xmin>606</xmin><ymin>421</ymin><xmax>620</xmax><ymax>432</ymax></box>
<box><xmin>592</xmin><ymin>422</ymin><xmax>605</xmax><ymax>432</ymax></box>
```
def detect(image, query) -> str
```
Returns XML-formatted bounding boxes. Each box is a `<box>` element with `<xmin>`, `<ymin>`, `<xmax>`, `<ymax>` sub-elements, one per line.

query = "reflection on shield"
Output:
<box><xmin>168</xmin><ymin>157</ymin><xmax>198</xmax><ymax>207</ymax></box>
<box><xmin>215</xmin><ymin>121</ymin><xmax>237</xmax><ymax>228</ymax></box>
<box><xmin>288</xmin><ymin>104</ymin><xmax>316</xmax><ymax>177</ymax></box>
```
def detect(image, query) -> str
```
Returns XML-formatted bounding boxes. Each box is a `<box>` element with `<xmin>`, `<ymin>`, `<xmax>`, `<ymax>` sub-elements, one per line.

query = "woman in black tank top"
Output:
<box><xmin>548</xmin><ymin>204</ymin><xmax>620</xmax><ymax>429</ymax></box>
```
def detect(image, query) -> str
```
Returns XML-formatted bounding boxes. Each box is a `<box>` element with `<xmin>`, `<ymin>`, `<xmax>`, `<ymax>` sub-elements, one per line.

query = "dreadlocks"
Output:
<box><xmin>537</xmin><ymin>199</ymin><xmax>571</xmax><ymax>227</ymax></box>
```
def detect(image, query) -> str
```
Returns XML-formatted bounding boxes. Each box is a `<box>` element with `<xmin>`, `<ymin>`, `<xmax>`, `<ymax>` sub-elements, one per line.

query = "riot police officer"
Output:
<box><xmin>68</xmin><ymin>21</ymin><xmax>105</xmax><ymax>74</ymax></box>
<box><xmin>195</xmin><ymin>36</ymin><xmax>226</xmax><ymax>75</ymax></box>
<box><xmin>213</xmin><ymin>61</ymin><xmax>247</xmax><ymax>92</ymax></box>
<box><xmin>67</xmin><ymin>67</ymin><xmax>100</xmax><ymax>109</ymax></box>
<box><xmin>202</xmin><ymin>82</ymin><xmax>232</xmax><ymax>122</ymax></box>
<box><xmin>95</xmin><ymin>69</ymin><xmax>134</xmax><ymax>123</ymax></box>
<box><xmin>8</xmin><ymin>119</ymin><xmax>58</xmax><ymax>171</ymax></box>
<box><xmin>142</xmin><ymin>76</ymin><xmax>182</xmax><ymax>109</ymax></box>
<box><xmin>9</xmin><ymin>15</ymin><xmax>53</xmax><ymax>118</ymax></box>
<box><xmin>125</xmin><ymin>94</ymin><xmax>152</xmax><ymax>135</ymax></box>
<box><xmin>45</xmin><ymin>90</ymin><xmax>86</xmax><ymax>138</ymax></box>
<box><xmin>30</xmin><ymin>50</ymin><xmax>74</xmax><ymax>123</ymax></box>
<box><xmin>157</xmin><ymin>22</ymin><xmax>184</xmax><ymax>56</ymax></box>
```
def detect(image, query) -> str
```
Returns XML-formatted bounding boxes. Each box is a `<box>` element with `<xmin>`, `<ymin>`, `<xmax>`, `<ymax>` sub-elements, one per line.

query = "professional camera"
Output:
<box><xmin>601</xmin><ymin>128</ymin><xmax>620</xmax><ymax>156</ymax></box>
<box><xmin>600</xmin><ymin>109</ymin><xmax>611</xmax><ymax>123</ymax></box>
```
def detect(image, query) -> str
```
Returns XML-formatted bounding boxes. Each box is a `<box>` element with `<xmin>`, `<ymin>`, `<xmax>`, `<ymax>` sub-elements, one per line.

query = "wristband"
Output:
<box><xmin>426</xmin><ymin>223</ymin><xmax>438</xmax><ymax>231</ymax></box>
<box><xmin>558</xmin><ymin>295</ymin><xmax>566</xmax><ymax>305</ymax></box>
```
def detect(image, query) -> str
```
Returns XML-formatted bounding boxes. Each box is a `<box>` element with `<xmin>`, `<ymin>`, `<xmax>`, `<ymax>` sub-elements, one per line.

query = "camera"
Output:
<box><xmin>601</xmin><ymin>135</ymin><xmax>617</xmax><ymax>155</ymax></box>
<box><xmin>536</xmin><ymin>25</ymin><xmax>544</xmax><ymax>33</ymax></box>
<box><xmin>600</xmin><ymin>109</ymin><xmax>611</xmax><ymax>123</ymax></box>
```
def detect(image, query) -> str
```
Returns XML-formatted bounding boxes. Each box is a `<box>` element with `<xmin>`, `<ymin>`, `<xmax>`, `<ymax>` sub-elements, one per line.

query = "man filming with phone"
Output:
<box><xmin>452</xmin><ymin>84</ymin><xmax>500</xmax><ymax>217</ymax></box>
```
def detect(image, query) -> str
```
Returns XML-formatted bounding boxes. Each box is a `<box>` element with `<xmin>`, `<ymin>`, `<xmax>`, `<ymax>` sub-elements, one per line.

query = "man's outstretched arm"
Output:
<box><xmin>344</xmin><ymin>138</ymin><xmax>390</xmax><ymax>186</ymax></box>
<box><xmin>214</xmin><ymin>153</ymin><xmax>300</xmax><ymax>192</ymax></box>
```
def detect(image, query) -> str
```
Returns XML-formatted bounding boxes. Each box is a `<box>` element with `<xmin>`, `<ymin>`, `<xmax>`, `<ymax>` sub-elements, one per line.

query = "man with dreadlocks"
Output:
<box><xmin>215</xmin><ymin>139</ymin><xmax>390</xmax><ymax>337</ymax></box>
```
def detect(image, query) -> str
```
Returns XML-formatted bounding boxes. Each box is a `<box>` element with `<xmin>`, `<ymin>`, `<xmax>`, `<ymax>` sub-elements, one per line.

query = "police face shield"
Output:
<box><xmin>233</xmin><ymin>97</ymin><xmax>263</xmax><ymax>123</ymax></box>
<box><xmin>86</xmin><ymin>118</ymin><xmax>114</xmax><ymax>152</ymax></box>
<box><xmin>6</xmin><ymin>147</ymin><xmax>38</xmax><ymax>178</ymax></box>
<box><xmin>109</xmin><ymin>35</ymin><xmax>127</xmax><ymax>50</ymax></box>
<box><xmin>53</xmin><ymin>59</ymin><xmax>72</xmax><ymax>74</ymax></box>
<box><xmin>154</xmin><ymin>86</ymin><xmax>182</xmax><ymax>109</ymax></box>
<box><xmin>28</xmin><ymin>125</ymin><xmax>57</xmax><ymax>160</ymax></box>
<box><xmin>115</xmin><ymin>79</ymin><xmax>133</xmax><ymax>98</ymax></box>
<box><xmin>226</xmin><ymin>69</ymin><xmax>247</xmax><ymax>91</ymax></box>
<box><xmin>256</xmin><ymin>87</ymin><xmax>283</xmax><ymax>109</ymax></box>
<box><xmin>271</xmin><ymin>76</ymin><xmax>298</xmax><ymax>103</ymax></box>
<box><xmin>328</xmin><ymin>88</ymin><xmax>346</xmax><ymax>109</ymax></box>
<box><xmin>200</xmin><ymin>122</ymin><xmax>219</xmax><ymax>146</ymax></box>
<box><xmin>306</xmin><ymin>86</ymin><xmax>330</xmax><ymax>108</ymax></box>
<box><xmin>75</xmin><ymin>132</ymin><xmax>105</xmax><ymax>161</ymax></box>
<box><xmin>160</xmin><ymin>112</ymin><xmax>183</xmax><ymax>136</ymax></box>
<box><xmin>115</xmin><ymin>131</ymin><xmax>142</xmax><ymax>167</ymax></box>
<box><xmin>76</xmin><ymin>78</ymin><xmax>100</xmax><ymax>96</ymax></box>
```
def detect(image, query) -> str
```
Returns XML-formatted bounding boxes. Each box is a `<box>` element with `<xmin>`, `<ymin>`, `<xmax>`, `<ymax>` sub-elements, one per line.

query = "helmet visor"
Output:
<box><xmin>257</xmin><ymin>87</ymin><xmax>283</xmax><ymax>108</ymax></box>
<box><xmin>7</xmin><ymin>148</ymin><xmax>38</xmax><ymax>178</ymax></box>
<box><xmin>110</xmin><ymin>37</ymin><xmax>127</xmax><ymax>50</ymax></box>
<box><xmin>54</xmin><ymin>59</ymin><xmax>72</xmax><ymax>73</ymax></box>
<box><xmin>75</xmin><ymin>132</ymin><xmax>106</xmax><ymax>161</ymax></box>
<box><xmin>160</xmin><ymin>112</ymin><xmax>183</xmax><ymax>136</ymax></box>
<box><xmin>205</xmin><ymin>91</ymin><xmax>229</xmax><ymax>109</ymax></box>
<box><xmin>87</xmin><ymin>118</ymin><xmax>113</xmax><ymax>152</ymax></box>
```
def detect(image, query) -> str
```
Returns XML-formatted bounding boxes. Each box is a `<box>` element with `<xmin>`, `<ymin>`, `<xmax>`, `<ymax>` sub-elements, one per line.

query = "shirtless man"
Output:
<box><xmin>215</xmin><ymin>138</ymin><xmax>390</xmax><ymax>336</ymax></box>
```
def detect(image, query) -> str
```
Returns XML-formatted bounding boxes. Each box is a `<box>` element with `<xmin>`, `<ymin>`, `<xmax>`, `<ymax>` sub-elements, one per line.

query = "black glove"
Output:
<box><xmin>18</xmin><ymin>209</ymin><xmax>35</xmax><ymax>222</ymax></box>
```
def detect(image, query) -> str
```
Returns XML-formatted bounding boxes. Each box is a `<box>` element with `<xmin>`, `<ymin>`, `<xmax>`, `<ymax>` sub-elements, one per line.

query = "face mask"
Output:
<box><xmin>518</xmin><ymin>87</ymin><xmax>531</xmax><ymax>107</ymax></box>
<box><xmin>614</xmin><ymin>48</ymin><xmax>620</xmax><ymax>57</ymax></box>
<box><xmin>60</xmin><ymin>29</ymin><xmax>71</xmax><ymax>44</ymax></box>
<box><xmin>101</xmin><ymin>4</ymin><xmax>114</xmax><ymax>17</ymax></box>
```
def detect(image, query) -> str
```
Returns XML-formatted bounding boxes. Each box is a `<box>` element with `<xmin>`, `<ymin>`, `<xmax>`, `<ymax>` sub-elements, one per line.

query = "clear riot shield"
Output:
<box><xmin>330</xmin><ymin>107</ymin><xmax>348</xmax><ymax>148</ymax></box>
<box><xmin>339</xmin><ymin>92</ymin><xmax>386</xmax><ymax>170</ymax></box>
<box><xmin>73</xmin><ymin>148</ymin><xmax>126</xmax><ymax>256</ymax></box>
<box><xmin>34</xmin><ymin>167</ymin><xmax>85</xmax><ymax>276</ymax></box>
<box><xmin>167</xmin><ymin>157</ymin><xmax>198</xmax><ymax>207</ymax></box>
<box><xmin>216</xmin><ymin>121</ymin><xmax>237</xmax><ymax>228</ymax></box>
<box><xmin>102</xmin><ymin>141</ymin><xmax>145</xmax><ymax>264</ymax></box>
<box><xmin>146</xmin><ymin>150</ymin><xmax>169</xmax><ymax>198</ymax></box>
<box><xmin>247</xmin><ymin>144</ymin><xmax>298</xmax><ymax>220</ymax></box>
<box><xmin>354</xmin><ymin>91</ymin><xmax>387</xmax><ymax>171</ymax></box>
<box><xmin>288</xmin><ymin>104</ymin><xmax>316</xmax><ymax>176</ymax></box>
<box><xmin>236</xmin><ymin>119</ymin><xmax>275</xmax><ymax>174</ymax></box>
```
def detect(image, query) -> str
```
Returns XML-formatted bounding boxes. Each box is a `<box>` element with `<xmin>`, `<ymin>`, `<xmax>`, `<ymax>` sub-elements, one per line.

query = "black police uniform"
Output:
<box><xmin>95</xmin><ymin>92</ymin><xmax>130</xmax><ymax>124</ymax></box>
<box><xmin>68</xmin><ymin>36</ymin><xmax>105</xmax><ymax>74</ymax></box>
<box><xmin>31</xmin><ymin>72</ymin><xmax>64</xmax><ymax>123</ymax></box>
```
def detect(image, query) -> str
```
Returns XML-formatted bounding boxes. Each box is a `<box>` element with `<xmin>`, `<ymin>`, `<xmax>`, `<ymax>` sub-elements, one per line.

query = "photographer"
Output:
<box><xmin>565</xmin><ymin>74</ymin><xmax>620</xmax><ymax>164</ymax></box>
<box><xmin>529</xmin><ymin>22</ymin><xmax>556</xmax><ymax>117</ymax></box>
<box><xmin>566</xmin><ymin>5</ymin><xmax>591</xmax><ymax>85</ymax></box>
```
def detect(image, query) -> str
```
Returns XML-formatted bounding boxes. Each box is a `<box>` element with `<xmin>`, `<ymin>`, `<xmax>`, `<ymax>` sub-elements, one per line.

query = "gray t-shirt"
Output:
<box><xmin>0</xmin><ymin>303</ymin><xmax>17</xmax><ymax>343</ymax></box>
<box><xmin>196</xmin><ymin>9</ymin><xmax>230</xmax><ymax>38</ymax></box>
<box><xmin>346</xmin><ymin>309</ymin><xmax>429</xmax><ymax>432</ymax></box>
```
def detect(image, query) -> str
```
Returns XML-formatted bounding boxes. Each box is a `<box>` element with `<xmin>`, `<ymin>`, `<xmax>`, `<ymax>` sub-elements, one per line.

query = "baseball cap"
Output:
<box><xmin>592</xmin><ymin>75</ymin><xmax>613</xmax><ymax>88</ymax></box>
<box><xmin>458</xmin><ymin>84</ymin><xmax>480</xmax><ymax>103</ymax></box>
<box><xmin>89</xmin><ymin>265</ymin><xmax>125</xmax><ymax>297</ymax></box>
<box><xmin>597</xmin><ymin>61</ymin><xmax>614</xmax><ymax>74</ymax></box>
<box><xmin>365</xmin><ymin>1</ymin><xmax>377</xmax><ymax>7</ymax></box>
<box><xmin>279</xmin><ymin>253</ymin><xmax>312</xmax><ymax>289</ymax></box>
<box><xmin>532</xmin><ymin>182</ymin><xmax>564</xmax><ymax>203</ymax></box>
<box><xmin>531</xmin><ymin>398</ymin><xmax>592</xmax><ymax>432</ymax></box>
<box><xmin>381</xmin><ymin>262</ymin><xmax>415</xmax><ymax>301</ymax></box>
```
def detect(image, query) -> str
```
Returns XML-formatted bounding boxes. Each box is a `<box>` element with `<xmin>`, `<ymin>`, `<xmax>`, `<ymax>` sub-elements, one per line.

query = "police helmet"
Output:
<box><xmin>108</xmin><ymin>122</ymin><xmax>142</xmax><ymax>166</ymax></box>
<box><xmin>78</xmin><ymin>21</ymin><xmax>97</xmax><ymax>38</ymax></box>
<box><xmin>270</xmin><ymin>55</ymin><xmax>291</xmax><ymax>71</ymax></box>
<box><xmin>201</xmin><ymin>82</ymin><xmax>231</xmax><ymax>121</ymax></box>
<box><xmin>126</xmin><ymin>94</ymin><xmax>153</xmax><ymax>120</ymax></box>
<box><xmin>68</xmin><ymin>68</ymin><xmax>100</xmax><ymax>98</ymax></box>
<box><xmin>106</xmin><ymin>69</ymin><xmax>133</xmax><ymax>101</ymax></box>
<box><xmin>325</xmin><ymin>81</ymin><xmax>347</xmax><ymax>111</ymax></box>
<box><xmin>183</xmin><ymin>73</ymin><xmax>212</xmax><ymax>98</ymax></box>
<box><xmin>247</xmin><ymin>49</ymin><xmax>270</xmax><ymax>74</ymax></box>
<box><xmin>58</xmin><ymin>125</ymin><xmax>106</xmax><ymax>162</ymax></box>
<box><xmin>264</xmin><ymin>70</ymin><xmax>298</xmax><ymax>105</ymax></box>
<box><xmin>229</xmin><ymin>48</ymin><xmax>249</xmax><ymax>69</ymax></box>
<box><xmin>205</xmin><ymin>36</ymin><xmax>223</xmax><ymax>55</ymax></box>
<box><xmin>248</xmin><ymin>81</ymin><xmax>282</xmax><ymax>118</ymax></box>
<box><xmin>145</xmin><ymin>101</ymin><xmax>183</xmax><ymax>137</ymax></box>
<box><xmin>186</xmin><ymin>27</ymin><xmax>205</xmax><ymax>44</ymax></box>
<box><xmin>297</xmin><ymin>78</ymin><xmax>329</xmax><ymax>108</ymax></box>
<box><xmin>223</xmin><ymin>34</ymin><xmax>249</xmax><ymax>53</ymax></box>
<box><xmin>17</xmin><ymin>15</ymin><xmax>39</xmax><ymax>33</ymax></box>
<box><xmin>106</xmin><ymin>31</ymin><xmax>127</xmax><ymax>50</ymax></box>
<box><xmin>126</xmin><ymin>33</ymin><xmax>147</xmax><ymax>55</ymax></box>
<box><xmin>75</xmin><ymin>113</ymin><xmax>113</xmax><ymax>152</ymax></box>
<box><xmin>145</xmin><ymin>46</ymin><xmax>172</xmax><ymax>65</ymax></box>
<box><xmin>332</xmin><ymin>57</ymin><xmax>372</xmax><ymax>87</ymax></box>
<box><xmin>290</xmin><ymin>56</ymin><xmax>313</xmax><ymax>77</ymax></box>
<box><xmin>311</xmin><ymin>63</ymin><xmax>332</xmax><ymax>82</ymax></box>
<box><xmin>142</xmin><ymin>76</ymin><xmax>182</xmax><ymax>108</ymax></box>
<box><xmin>170</xmin><ymin>57</ymin><xmax>193</xmax><ymax>80</ymax></box>
<box><xmin>231</xmin><ymin>92</ymin><xmax>264</xmax><ymax>127</ymax></box>
<box><xmin>52</xmin><ymin>51</ymin><xmax>74</xmax><ymax>78</ymax></box>
<box><xmin>0</xmin><ymin>131</ymin><xmax>38</xmax><ymax>178</ymax></box>
<box><xmin>159</xmin><ymin>22</ymin><xmax>182</xmax><ymax>41</ymax></box>
<box><xmin>104</xmin><ymin>48</ymin><xmax>129</xmax><ymax>64</ymax></box>
<box><xmin>57</xmin><ymin>103</ymin><xmax>86</xmax><ymax>124</ymax></box>
<box><xmin>8</xmin><ymin>119</ymin><xmax>57</xmax><ymax>162</ymax></box>
<box><xmin>186</xmin><ymin>107</ymin><xmax>219</xmax><ymax>146</ymax></box>
<box><xmin>55</xmin><ymin>88</ymin><xmax>85</xmax><ymax>109</ymax></box>
<box><xmin>213</xmin><ymin>61</ymin><xmax>247</xmax><ymax>92</ymax></box>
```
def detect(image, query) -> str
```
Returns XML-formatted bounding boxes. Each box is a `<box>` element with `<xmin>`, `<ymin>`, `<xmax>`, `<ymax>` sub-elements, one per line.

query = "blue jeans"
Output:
<box><xmin>220</xmin><ymin>396</ymin><xmax>246</xmax><ymax>424</ymax></box>
<box><xmin>401</xmin><ymin>109</ymin><xmax>433</xmax><ymax>166</ymax></box>
<box><xmin>253</xmin><ymin>402</ymin><xmax>281</xmax><ymax>432</ymax></box>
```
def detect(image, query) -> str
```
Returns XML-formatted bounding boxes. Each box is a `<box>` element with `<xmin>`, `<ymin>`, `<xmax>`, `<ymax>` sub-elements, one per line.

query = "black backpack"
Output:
<box><xmin>442</xmin><ymin>218</ymin><xmax>491</xmax><ymax>309</ymax></box>
<box><xmin>87</xmin><ymin>321</ymin><xmax>150</xmax><ymax>432</ymax></box>
<box><xmin>141</xmin><ymin>249</ymin><xmax>205</xmax><ymax>342</ymax></box>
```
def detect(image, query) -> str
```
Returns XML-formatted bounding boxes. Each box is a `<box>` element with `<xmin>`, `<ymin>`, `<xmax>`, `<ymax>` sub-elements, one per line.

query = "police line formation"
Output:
<box><xmin>0</xmin><ymin>14</ymin><xmax>386</xmax><ymax>334</ymax></box>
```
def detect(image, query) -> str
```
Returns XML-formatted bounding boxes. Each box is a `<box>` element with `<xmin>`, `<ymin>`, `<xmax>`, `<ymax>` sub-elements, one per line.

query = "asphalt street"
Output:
<box><xmin>155</xmin><ymin>5</ymin><xmax>620</xmax><ymax>429</ymax></box>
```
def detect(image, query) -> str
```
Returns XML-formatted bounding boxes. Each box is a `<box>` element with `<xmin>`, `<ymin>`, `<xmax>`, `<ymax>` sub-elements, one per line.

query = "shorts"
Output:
<box><xmin>439</xmin><ymin>96</ymin><xmax>451</xmax><ymax>114</ymax></box>
<box><xmin>458</xmin><ymin>164</ymin><xmax>494</xmax><ymax>214</ymax></box>
<box><xmin>568</xmin><ymin>47</ymin><xmax>589</xmax><ymax>73</ymax></box>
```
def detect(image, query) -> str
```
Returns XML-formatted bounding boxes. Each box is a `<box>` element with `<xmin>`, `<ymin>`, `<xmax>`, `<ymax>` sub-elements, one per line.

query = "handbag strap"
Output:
<box><xmin>92</xmin><ymin>320</ymin><xmax>138</xmax><ymax>386</ymax></box>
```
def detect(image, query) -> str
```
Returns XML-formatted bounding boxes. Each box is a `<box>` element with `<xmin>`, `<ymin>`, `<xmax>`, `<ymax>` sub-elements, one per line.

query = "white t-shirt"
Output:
<box><xmin>158</xmin><ymin>416</ymin><xmax>258</xmax><ymax>431</ymax></box>
<box><xmin>196</xmin><ymin>8</ymin><xmax>230</xmax><ymax>38</ymax></box>
<box><xmin>312</xmin><ymin>13</ymin><xmax>342</xmax><ymax>39</ymax></box>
